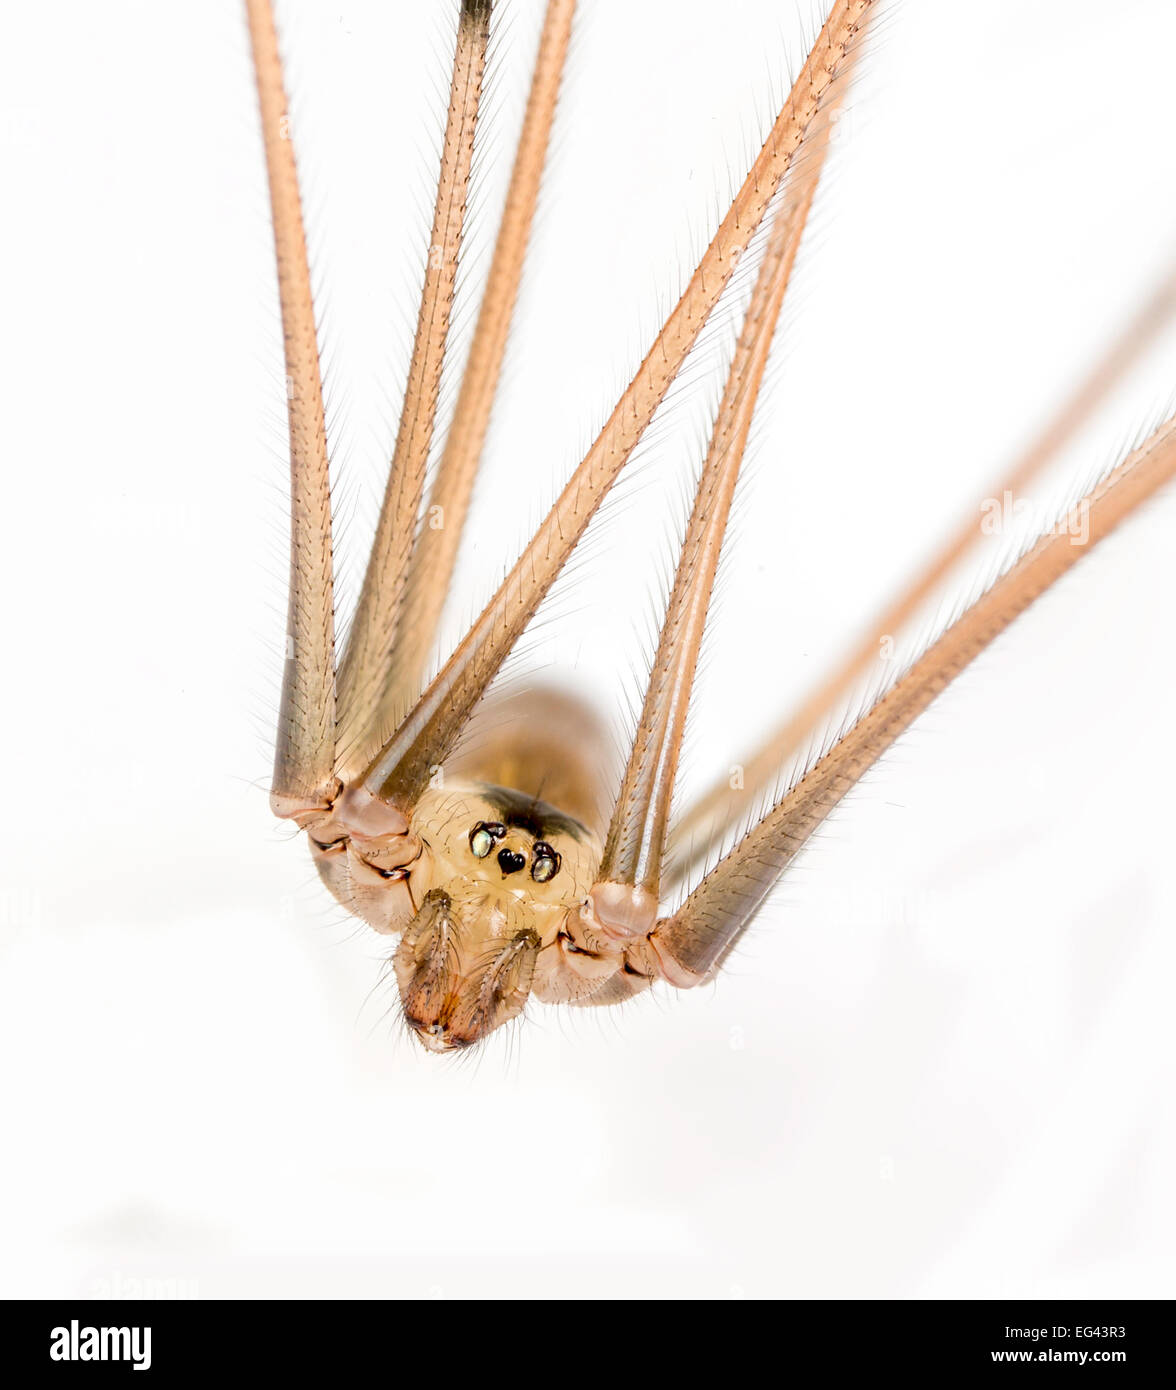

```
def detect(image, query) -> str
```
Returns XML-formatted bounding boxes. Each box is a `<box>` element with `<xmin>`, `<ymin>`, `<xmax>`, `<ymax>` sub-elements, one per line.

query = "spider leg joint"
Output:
<box><xmin>647</xmin><ymin>929</ymin><xmax>705</xmax><ymax>990</ymax></box>
<box><xmin>269</xmin><ymin>781</ymin><xmax>342</xmax><ymax>830</ymax></box>
<box><xmin>580</xmin><ymin>881</ymin><xmax>658</xmax><ymax>942</ymax></box>
<box><xmin>334</xmin><ymin>784</ymin><xmax>411</xmax><ymax>841</ymax></box>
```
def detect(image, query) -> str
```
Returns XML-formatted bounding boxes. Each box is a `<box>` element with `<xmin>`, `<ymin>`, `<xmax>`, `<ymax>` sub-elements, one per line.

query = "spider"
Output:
<box><xmin>246</xmin><ymin>0</ymin><xmax>1176</xmax><ymax>1053</ymax></box>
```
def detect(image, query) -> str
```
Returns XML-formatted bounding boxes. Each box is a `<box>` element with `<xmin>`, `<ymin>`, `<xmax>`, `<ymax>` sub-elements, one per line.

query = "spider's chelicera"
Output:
<box><xmin>248</xmin><ymin>0</ymin><xmax>1176</xmax><ymax>1051</ymax></box>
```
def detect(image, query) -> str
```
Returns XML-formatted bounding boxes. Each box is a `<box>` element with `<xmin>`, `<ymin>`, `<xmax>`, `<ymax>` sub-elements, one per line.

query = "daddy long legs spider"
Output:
<box><xmin>246</xmin><ymin>0</ymin><xmax>1176</xmax><ymax>1057</ymax></box>
<box><xmin>4</xmin><ymin>0</ymin><xmax>1176</xmax><ymax>1305</ymax></box>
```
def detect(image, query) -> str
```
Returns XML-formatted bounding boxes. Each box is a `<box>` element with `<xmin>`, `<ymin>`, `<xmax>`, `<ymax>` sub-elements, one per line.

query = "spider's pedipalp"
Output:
<box><xmin>359</xmin><ymin>0</ymin><xmax>877</xmax><ymax>820</ymax></box>
<box><xmin>650</xmin><ymin>413</ymin><xmax>1176</xmax><ymax>985</ymax></box>
<box><xmin>247</xmin><ymin>0</ymin><xmax>338</xmax><ymax>824</ymax></box>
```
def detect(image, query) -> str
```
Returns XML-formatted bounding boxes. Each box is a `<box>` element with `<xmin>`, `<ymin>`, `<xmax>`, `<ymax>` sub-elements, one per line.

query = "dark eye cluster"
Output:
<box><xmin>468</xmin><ymin>822</ymin><xmax>561</xmax><ymax>883</ymax></box>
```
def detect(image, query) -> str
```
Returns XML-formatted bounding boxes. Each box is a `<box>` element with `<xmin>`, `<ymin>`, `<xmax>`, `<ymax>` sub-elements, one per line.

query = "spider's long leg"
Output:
<box><xmin>585</xmin><ymin>156</ymin><xmax>834</xmax><ymax>941</ymax></box>
<box><xmin>334</xmin><ymin>0</ymin><xmax>494</xmax><ymax>784</ymax></box>
<box><xmin>350</xmin><ymin>0</ymin><xmax>875</xmax><ymax>828</ymax></box>
<box><xmin>667</xmin><ymin>262</ymin><xmax>1176</xmax><ymax>879</ymax></box>
<box><xmin>646</xmin><ymin>413</ymin><xmax>1176</xmax><ymax>986</ymax></box>
<box><xmin>382</xmin><ymin>0</ymin><xmax>577</xmax><ymax>730</ymax></box>
<box><xmin>247</xmin><ymin>0</ymin><xmax>337</xmax><ymax>821</ymax></box>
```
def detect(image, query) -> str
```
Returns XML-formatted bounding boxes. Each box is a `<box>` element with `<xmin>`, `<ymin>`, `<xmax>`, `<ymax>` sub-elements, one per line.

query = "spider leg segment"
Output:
<box><xmin>581</xmin><ymin>128</ymin><xmax>838</xmax><ymax>949</ymax></box>
<box><xmin>646</xmin><ymin>414</ymin><xmax>1176</xmax><ymax>987</ymax></box>
<box><xmin>666</xmin><ymin>260</ymin><xmax>1176</xmax><ymax>880</ymax></box>
<box><xmin>387</xmin><ymin>0</ymin><xmax>578</xmax><ymax>728</ymax></box>
<box><xmin>247</xmin><ymin>0</ymin><xmax>338</xmax><ymax>826</ymax></box>
<box><xmin>333</xmin><ymin>0</ymin><xmax>495</xmax><ymax>786</ymax></box>
<box><xmin>550</xmin><ymin>165</ymin><xmax>837</xmax><ymax>1006</ymax></box>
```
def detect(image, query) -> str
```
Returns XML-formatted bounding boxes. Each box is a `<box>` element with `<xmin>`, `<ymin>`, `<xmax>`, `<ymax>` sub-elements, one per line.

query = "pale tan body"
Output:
<box><xmin>311</xmin><ymin>690</ymin><xmax>653</xmax><ymax>1044</ymax></box>
<box><xmin>246</xmin><ymin>0</ymin><xmax>1176</xmax><ymax>1051</ymax></box>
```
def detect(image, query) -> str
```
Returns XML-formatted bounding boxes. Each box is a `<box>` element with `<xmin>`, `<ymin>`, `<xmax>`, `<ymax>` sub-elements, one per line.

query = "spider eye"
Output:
<box><xmin>530</xmin><ymin>842</ymin><xmax>561</xmax><ymax>883</ymax></box>
<box><xmin>469</xmin><ymin>821</ymin><xmax>504</xmax><ymax>859</ymax></box>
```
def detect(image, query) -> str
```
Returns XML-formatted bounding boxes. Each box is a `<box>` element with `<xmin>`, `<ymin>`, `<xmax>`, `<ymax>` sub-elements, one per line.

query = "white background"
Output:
<box><xmin>2</xmin><ymin>0</ymin><xmax>1175</xmax><ymax>1299</ymax></box>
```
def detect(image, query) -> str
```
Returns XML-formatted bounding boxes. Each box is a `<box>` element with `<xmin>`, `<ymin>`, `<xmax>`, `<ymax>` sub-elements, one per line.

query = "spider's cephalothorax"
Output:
<box><xmin>305</xmin><ymin>692</ymin><xmax>657</xmax><ymax>1050</ymax></box>
<box><xmin>393</xmin><ymin>782</ymin><xmax>599</xmax><ymax>1050</ymax></box>
<box><xmin>249</xmin><ymin>0</ymin><xmax>1176</xmax><ymax>1051</ymax></box>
